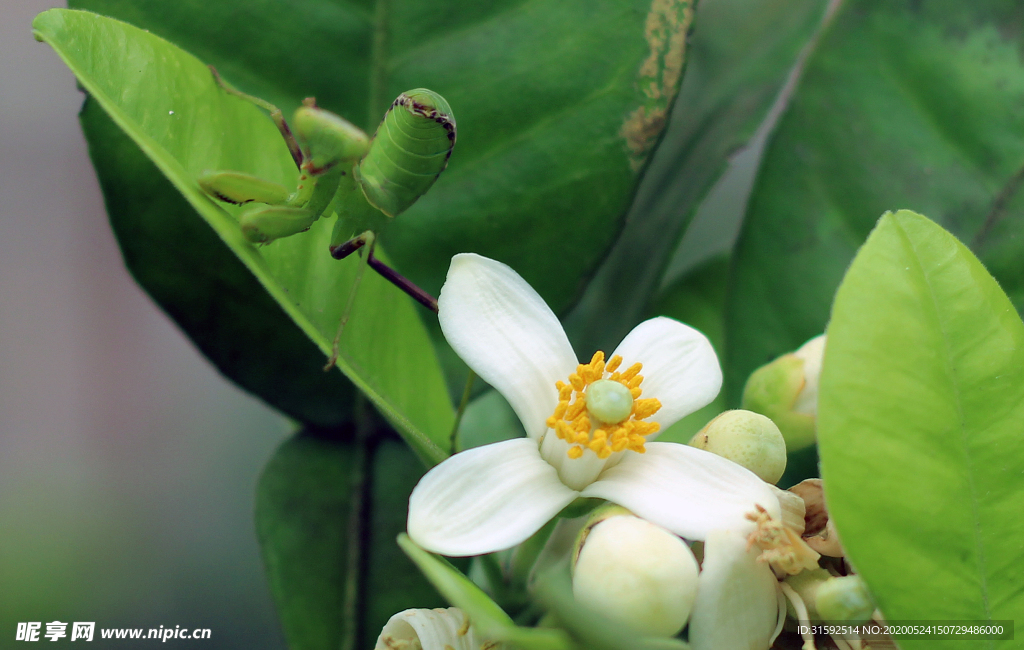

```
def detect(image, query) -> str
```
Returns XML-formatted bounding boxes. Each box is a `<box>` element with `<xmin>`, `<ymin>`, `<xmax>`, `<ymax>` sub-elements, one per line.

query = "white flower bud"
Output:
<box><xmin>374</xmin><ymin>608</ymin><xmax>491</xmax><ymax>650</ymax></box>
<box><xmin>572</xmin><ymin>514</ymin><xmax>698</xmax><ymax>638</ymax></box>
<box><xmin>690</xmin><ymin>410</ymin><xmax>787</xmax><ymax>484</ymax></box>
<box><xmin>741</xmin><ymin>334</ymin><xmax>826</xmax><ymax>452</ymax></box>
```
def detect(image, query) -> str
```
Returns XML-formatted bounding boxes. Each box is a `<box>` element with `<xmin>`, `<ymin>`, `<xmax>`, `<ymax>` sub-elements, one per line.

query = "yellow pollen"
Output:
<box><xmin>546</xmin><ymin>351</ymin><xmax>662</xmax><ymax>459</ymax></box>
<box><xmin>745</xmin><ymin>504</ymin><xmax>821</xmax><ymax>576</ymax></box>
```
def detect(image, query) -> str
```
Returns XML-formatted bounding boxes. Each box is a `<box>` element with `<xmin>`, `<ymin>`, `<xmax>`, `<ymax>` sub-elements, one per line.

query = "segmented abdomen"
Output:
<box><xmin>355</xmin><ymin>89</ymin><xmax>456</xmax><ymax>217</ymax></box>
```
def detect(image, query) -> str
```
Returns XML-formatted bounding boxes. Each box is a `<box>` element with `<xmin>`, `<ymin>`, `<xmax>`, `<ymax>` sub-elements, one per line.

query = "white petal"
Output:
<box><xmin>539</xmin><ymin>430</ymin><xmax>610</xmax><ymax>491</ymax></box>
<box><xmin>407</xmin><ymin>438</ymin><xmax>578</xmax><ymax>556</ymax></box>
<box><xmin>438</xmin><ymin>254</ymin><xmax>579</xmax><ymax>439</ymax></box>
<box><xmin>375</xmin><ymin>608</ymin><xmax>484</xmax><ymax>650</ymax></box>
<box><xmin>610</xmin><ymin>317</ymin><xmax>722</xmax><ymax>433</ymax></box>
<box><xmin>689</xmin><ymin>530</ymin><xmax>782</xmax><ymax>650</ymax></box>
<box><xmin>580</xmin><ymin>442</ymin><xmax>780</xmax><ymax>540</ymax></box>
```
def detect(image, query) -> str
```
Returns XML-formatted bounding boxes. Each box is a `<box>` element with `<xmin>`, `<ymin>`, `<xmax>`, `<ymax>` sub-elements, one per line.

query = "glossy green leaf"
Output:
<box><xmin>726</xmin><ymin>0</ymin><xmax>1024</xmax><ymax>402</ymax></box>
<box><xmin>62</xmin><ymin>0</ymin><xmax>696</xmax><ymax>313</ymax></box>
<box><xmin>256</xmin><ymin>431</ymin><xmax>455</xmax><ymax>650</ymax></box>
<box><xmin>566</xmin><ymin>0</ymin><xmax>827</xmax><ymax>353</ymax></box>
<box><xmin>35</xmin><ymin>9</ymin><xmax>451</xmax><ymax>463</ymax></box>
<box><xmin>818</xmin><ymin>211</ymin><xmax>1024</xmax><ymax>645</ymax></box>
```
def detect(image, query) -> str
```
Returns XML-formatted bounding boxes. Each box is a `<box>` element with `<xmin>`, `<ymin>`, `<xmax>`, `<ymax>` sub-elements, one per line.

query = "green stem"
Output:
<box><xmin>340</xmin><ymin>396</ymin><xmax>371</xmax><ymax>650</ymax></box>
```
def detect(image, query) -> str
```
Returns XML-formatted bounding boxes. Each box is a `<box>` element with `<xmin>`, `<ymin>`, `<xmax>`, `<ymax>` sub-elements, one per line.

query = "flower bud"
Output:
<box><xmin>815</xmin><ymin>575</ymin><xmax>874</xmax><ymax>624</ymax></box>
<box><xmin>690</xmin><ymin>410</ymin><xmax>787</xmax><ymax>484</ymax></box>
<box><xmin>571</xmin><ymin>511</ymin><xmax>698</xmax><ymax>638</ymax></box>
<box><xmin>374</xmin><ymin>608</ymin><xmax>489</xmax><ymax>650</ymax></box>
<box><xmin>782</xmin><ymin>572</ymin><xmax>874</xmax><ymax>625</ymax></box>
<box><xmin>741</xmin><ymin>334</ymin><xmax>826</xmax><ymax>452</ymax></box>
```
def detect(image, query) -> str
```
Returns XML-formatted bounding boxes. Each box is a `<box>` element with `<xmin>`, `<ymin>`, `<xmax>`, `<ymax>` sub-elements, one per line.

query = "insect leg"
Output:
<box><xmin>208</xmin><ymin>65</ymin><xmax>303</xmax><ymax>170</ymax></box>
<box><xmin>330</xmin><ymin>236</ymin><xmax>439</xmax><ymax>312</ymax></box>
<box><xmin>324</xmin><ymin>231</ymin><xmax>375</xmax><ymax>371</ymax></box>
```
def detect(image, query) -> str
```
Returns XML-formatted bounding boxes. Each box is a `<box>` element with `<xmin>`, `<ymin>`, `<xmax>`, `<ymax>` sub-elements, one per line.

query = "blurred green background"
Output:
<box><xmin>0</xmin><ymin>1</ymin><xmax>290</xmax><ymax>645</ymax></box>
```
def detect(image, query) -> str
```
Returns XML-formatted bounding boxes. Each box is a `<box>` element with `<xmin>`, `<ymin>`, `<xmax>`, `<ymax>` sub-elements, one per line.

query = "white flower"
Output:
<box><xmin>374</xmin><ymin>608</ymin><xmax>493</xmax><ymax>650</ymax></box>
<box><xmin>690</xmin><ymin>493</ymin><xmax>822</xmax><ymax>650</ymax></box>
<box><xmin>407</xmin><ymin>253</ymin><xmax>780</xmax><ymax>557</ymax></box>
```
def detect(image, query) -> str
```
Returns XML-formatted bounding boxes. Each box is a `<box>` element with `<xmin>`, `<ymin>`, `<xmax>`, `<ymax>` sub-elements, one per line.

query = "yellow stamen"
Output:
<box><xmin>632</xmin><ymin>398</ymin><xmax>661</xmax><ymax>420</ymax></box>
<box><xmin>746</xmin><ymin>504</ymin><xmax>821</xmax><ymax>576</ymax></box>
<box><xmin>547</xmin><ymin>351</ymin><xmax>662</xmax><ymax>459</ymax></box>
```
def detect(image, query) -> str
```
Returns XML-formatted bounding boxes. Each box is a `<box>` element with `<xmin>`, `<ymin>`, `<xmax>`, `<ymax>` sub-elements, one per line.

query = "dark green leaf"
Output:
<box><xmin>819</xmin><ymin>211</ymin><xmax>1024</xmax><ymax>645</ymax></box>
<box><xmin>256</xmin><ymin>431</ymin><xmax>359</xmax><ymax>650</ymax></box>
<box><xmin>566</xmin><ymin>0</ymin><xmax>827</xmax><ymax>353</ymax></box>
<box><xmin>362</xmin><ymin>439</ymin><xmax>459</xmax><ymax>647</ymax></box>
<box><xmin>256</xmin><ymin>431</ymin><xmax>457</xmax><ymax>650</ymax></box>
<box><xmin>725</xmin><ymin>0</ymin><xmax>1024</xmax><ymax>402</ymax></box>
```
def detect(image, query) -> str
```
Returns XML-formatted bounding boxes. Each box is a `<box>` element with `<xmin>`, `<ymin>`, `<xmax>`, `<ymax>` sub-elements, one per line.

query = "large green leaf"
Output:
<box><xmin>256</xmin><ymin>431</ymin><xmax>455</xmax><ymax>650</ymax></box>
<box><xmin>58</xmin><ymin>0</ymin><xmax>696</xmax><ymax>312</ymax></box>
<box><xmin>79</xmin><ymin>97</ymin><xmax>355</xmax><ymax>428</ymax></box>
<box><xmin>566</xmin><ymin>0</ymin><xmax>826</xmax><ymax>353</ymax></box>
<box><xmin>725</xmin><ymin>0</ymin><xmax>1024</xmax><ymax>402</ymax></box>
<box><xmin>818</xmin><ymin>211</ymin><xmax>1024</xmax><ymax>646</ymax></box>
<box><xmin>35</xmin><ymin>9</ymin><xmax>452</xmax><ymax>462</ymax></box>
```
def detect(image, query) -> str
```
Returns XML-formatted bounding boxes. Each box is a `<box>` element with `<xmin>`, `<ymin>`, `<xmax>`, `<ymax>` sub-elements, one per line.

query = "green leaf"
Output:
<box><xmin>60</xmin><ymin>0</ymin><xmax>696</xmax><ymax>312</ymax></box>
<box><xmin>79</xmin><ymin>98</ymin><xmax>355</xmax><ymax>428</ymax></box>
<box><xmin>726</xmin><ymin>0</ymin><xmax>1024</xmax><ymax>402</ymax></box>
<box><xmin>397</xmin><ymin>534</ymin><xmax>517</xmax><ymax>638</ymax></box>
<box><xmin>256</xmin><ymin>431</ymin><xmax>456</xmax><ymax>650</ymax></box>
<box><xmin>35</xmin><ymin>8</ymin><xmax>452</xmax><ymax>462</ymax></box>
<box><xmin>566</xmin><ymin>0</ymin><xmax>827</xmax><ymax>353</ymax></box>
<box><xmin>362</xmin><ymin>439</ymin><xmax>463</xmax><ymax>647</ymax></box>
<box><xmin>255</xmin><ymin>431</ymin><xmax>359</xmax><ymax>650</ymax></box>
<box><xmin>457</xmin><ymin>389</ymin><xmax>526</xmax><ymax>451</ymax></box>
<box><xmin>818</xmin><ymin>210</ymin><xmax>1024</xmax><ymax>645</ymax></box>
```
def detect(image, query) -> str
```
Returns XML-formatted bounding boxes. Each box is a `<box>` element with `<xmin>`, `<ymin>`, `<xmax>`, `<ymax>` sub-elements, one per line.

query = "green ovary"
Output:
<box><xmin>586</xmin><ymin>379</ymin><xmax>634</xmax><ymax>425</ymax></box>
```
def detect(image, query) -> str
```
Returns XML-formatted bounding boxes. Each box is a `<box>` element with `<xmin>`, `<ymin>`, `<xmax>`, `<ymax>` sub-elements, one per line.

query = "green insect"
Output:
<box><xmin>198</xmin><ymin>68</ymin><xmax>455</xmax><ymax>365</ymax></box>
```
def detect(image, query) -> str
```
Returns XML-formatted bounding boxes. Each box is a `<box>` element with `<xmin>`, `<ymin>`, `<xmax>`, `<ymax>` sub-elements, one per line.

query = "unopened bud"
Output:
<box><xmin>572</xmin><ymin>510</ymin><xmax>698</xmax><ymax>638</ymax></box>
<box><xmin>741</xmin><ymin>334</ymin><xmax>826</xmax><ymax>452</ymax></box>
<box><xmin>690</xmin><ymin>410</ymin><xmax>787</xmax><ymax>484</ymax></box>
<box><xmin>815</xmin><ymin>575</ymin><xmax>874</xmax><ymax>624</ymax></box>
<box><xmin>374</xmin><ymin>608</ymin><xmax>490</xmax><ymax>650</ymax></box>
<box><xmin>783</xmin><ymin>571</ymin><xmax>873</xmax><ymax>625</ymax></box>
